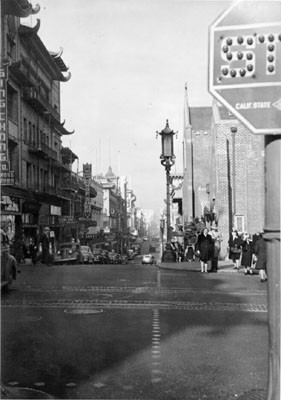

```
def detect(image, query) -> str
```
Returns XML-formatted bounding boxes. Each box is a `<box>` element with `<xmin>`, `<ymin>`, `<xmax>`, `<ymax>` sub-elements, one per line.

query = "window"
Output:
<box><xmin>28</xmin><ymin>121</ymin><xmax>32</xmax><ymax>143</ymax></box>
<box><xmin>32</xmin><ymin>124</ymin><xmax>36</xmax><ymax>146</ymax></box>
<box><xmin>23</xmin><ymin>118</ymin><xmax>27</xmax><ymax>142</ymax></box>
<box><xmin>234</xmin><ymin>215</ymin><xmax>245</xmax><ymax>233</ymax></box>
<box><xmin>27</xmin><ymin>162</ymin><xmax>31</xmax><ymax>188</ymax></box>
<box><xmin>7</xmin><ymin>85</ymin><xmax>18</xmax><ymax>122</ymax></box>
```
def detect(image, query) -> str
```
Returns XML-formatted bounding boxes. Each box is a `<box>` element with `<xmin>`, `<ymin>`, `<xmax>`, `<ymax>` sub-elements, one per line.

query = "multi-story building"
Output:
<box><xmin>182</xmin><ymin>86</ymin><xmax>265</xmax><ymax>259</ymax></box>
<box><xmin>95</xmin><ymin>167</ymin><xmax>128</xmax><ymax>253</ymax></box>
<box><xmin>1</xmin><ymin>2</ymin><xmax>98</xmax><ymax>257</ymax></box>
<box><xmin>210</xmin><ymin>101</ymin><xmax>265</xmax><ymax>258</ymax></box>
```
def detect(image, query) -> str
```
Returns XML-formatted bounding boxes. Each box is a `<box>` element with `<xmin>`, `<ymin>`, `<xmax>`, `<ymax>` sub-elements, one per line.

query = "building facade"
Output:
<box><xmin>0</xmin><ymin>2</ymin><xmax>99</xmax><ymax>258</ymax></box>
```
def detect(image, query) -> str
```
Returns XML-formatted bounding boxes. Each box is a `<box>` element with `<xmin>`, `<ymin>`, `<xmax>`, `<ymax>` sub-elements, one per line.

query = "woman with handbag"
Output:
<box><xmin>228</xmin><ymin>230</ymin><xmax>242</xmax><ymax>270</ymax></box>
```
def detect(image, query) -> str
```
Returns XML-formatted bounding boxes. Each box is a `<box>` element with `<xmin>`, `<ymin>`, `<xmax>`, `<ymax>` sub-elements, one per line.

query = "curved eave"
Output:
<box><xmin>19</xmin><ymin>22</ymin><xmax>71</xmax><ymax>82</ymax></box>
<box><xmin>49</xmin><ymin>48</ymin><xmax>69</xmax><ymax>72</ymax></box>
<box><xmin>61</xmin><ymin>127</ymin><xmax>75</xmax><ymax>136</ymax></box>
<box><xmin>19</xmin><ymin>18</ymin><xmax>41</xmax><ymax>34</ymax></box>
<box><xmin>3</xmin><ymin>0</ymin><xmax>40</xmax><ymax>17</ymax></box>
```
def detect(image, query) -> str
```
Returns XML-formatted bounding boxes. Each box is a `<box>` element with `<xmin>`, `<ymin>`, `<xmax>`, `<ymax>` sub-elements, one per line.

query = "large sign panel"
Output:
<box><xmin>209</xmin><ymin>0</ymin><xmax>281</xmax><ymax>134</ymax></box>
<box><xmin>0</xmin><ymin>62</ymin><xmax>15</xmax><ymax>184</ymax></box>
<box><xmin>83</xmin><ymin>163</ymin><xmax>92</xmax><ymax>219</ymax></box>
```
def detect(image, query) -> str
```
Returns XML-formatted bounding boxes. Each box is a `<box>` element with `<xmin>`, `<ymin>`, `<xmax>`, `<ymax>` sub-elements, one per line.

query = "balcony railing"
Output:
<box><xmin>22</xmin><ymin>87</ymin><xmax>60</xmax><ymax>122</ymax></box>
<box><xmin>26</xmin><ymin>140</ymin><xmax>58</xmax><ymax>160</ymax></box>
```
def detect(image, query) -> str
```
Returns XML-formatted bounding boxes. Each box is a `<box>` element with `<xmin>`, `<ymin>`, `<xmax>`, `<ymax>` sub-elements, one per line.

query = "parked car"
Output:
<box><xmin>93</xmin><ymin>249</ymin><xmax>105</xmax><ymax>264</ymax></box>
<box><xmin>127</xmin><ymin>249</ymin><xmax>135</xmax><ymax>260</ymax></box>
<box><xmin>1</xmin><ymin>229</ymin><xmax>17</xmax><ymax>292</ymax></box>
<box><xmin>78</xmin><ymin>245</ymin><xmax>93</xmax><ymax>264</ymax></box>
<box><xmin>120</xmin><ymin>255</ymin><xmax>128</xmax><ymax>264</ymax></box>
<box><xmin>141</xmin><ymin>254</ymin><xmax>156</xmax><ymax>265</ymax></box>
<box><xmin>53</xmin><ymin>242</ymin><xmax>80</xmax><ymax>265</ymax></box>
<box><xmin>108</xmin><ymin>252</ymin><xmax>119</xmax><ymax>264</ymax></box>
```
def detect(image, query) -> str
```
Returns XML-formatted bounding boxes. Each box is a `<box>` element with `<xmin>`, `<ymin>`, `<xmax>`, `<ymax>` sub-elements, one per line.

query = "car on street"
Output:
<box><xmin>141</xmin><ymin>254</ymin><xmax>156</xmax><ymax>265</ymax></box>
<box><xmin>78</xmin><ymin>245</ymin><xmax>94</xmax><ymax>264</ymax></box>
<box><xmin>53</xmin><ymin>242</ymin><xmax>80</xmax><ymax>265</ymax></box>
<box><xmin>127</xmin><ymin>249</ymin><xmax>135</xmax><ymax>260</ymax></box>
<box><xmin>93</xmin><ymin>249</ymin><xmax>106</xmax><ymax>264</ymax></box>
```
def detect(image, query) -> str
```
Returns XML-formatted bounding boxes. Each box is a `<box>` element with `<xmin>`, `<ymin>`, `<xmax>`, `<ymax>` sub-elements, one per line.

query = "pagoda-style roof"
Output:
<box><xmin>19</xmin><ymin>23</ymin><xmax>71</xmax><ymax>82</ymax></box>
<box><xmin>61</xmin><ymin>147</ymin><xmax>78</xmax><ymax>164</ymax></box>
<box><xmin>2</xmin><ymin>0</ymin><xmax>40</xmax><ymax>17</ymax></box>
<box><xmin>105</xmin><ymin>166</ymin><xmax>116</xmax><ymax>180</ymax></box>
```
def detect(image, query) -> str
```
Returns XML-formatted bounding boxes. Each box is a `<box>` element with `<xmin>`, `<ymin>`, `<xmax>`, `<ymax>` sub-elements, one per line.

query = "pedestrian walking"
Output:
<box><xmin>41</xmin><ymin>227</ymin><xmax>51</xmax><ymax>265</ymax></box>
<box><xmin>209</xmin><ymin>226</ymin><xmax>221</xmax><ymax>272</ymax></box>
<box><xmin>240</xmin><ymin>233</ymin><xmax>254</xmax><ymax>275</ymax></box>
<box><xmin>254</xmin><ymin>232</ymin><xmax>267</xmax><ymax>282</ymax></box>
<box><xmin>196</xmin><ymin>227</ymin><xmax>213</xmax><ymax>273</ymax></box>
<box><xmin>228</xmin><ymin>230</ymin><xmax>242</xmax><ymax>270</ymax></box>
<box><xmin>184</xmin><ymin>244</ymin><xmax>195</xmax><ymax>262</ymax></box>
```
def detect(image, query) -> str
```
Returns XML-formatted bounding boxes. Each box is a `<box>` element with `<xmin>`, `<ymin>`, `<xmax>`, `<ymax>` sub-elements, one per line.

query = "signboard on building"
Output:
<box><xmin>0</xmin><ymin>62</ymin><xmax>15</xmax><ymax>184</ymax></box>
<box><xmin>83</xmin><ymin>163</ymin><xmax>92</xmax><ymax>219</ymax></box>
<box><xmin>209</xmin><ymin>0</ymin><xmax>281</xmax><ymax>134</ymax></box>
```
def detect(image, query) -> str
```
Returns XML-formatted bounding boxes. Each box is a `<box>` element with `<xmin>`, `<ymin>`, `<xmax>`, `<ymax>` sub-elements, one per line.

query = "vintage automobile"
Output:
<box><xmin>79</xmin><ymin>245</ymin><xmax>94</xmax><ymax>264</ymax></box>
<box><xmin>127</xmin><ymin>249</ymin><xmax>135</xmax><ymax>260</ymax></box>
<box><xmin>107</xmin><ymin>252</ymin><xmax>119</xmax><ymax>264</ymax></box>
<box><xmin>92</xmin><ymin>248</ymin><xmax>105</xmax><ymax>264</ymax></box>
<box><xmin>141</xmin><ymin>254</ymin><xmax>156</xmax><ymax>265</ymax></box>
<box><xmin>53</xmin><ymin>242</ymin><xmax>80</xmax><ymax>265</ymax></box>
<box><xmin>1</xmin><ymin>230</ymin><xmax>17</xmax><ymax>291</ymax></box>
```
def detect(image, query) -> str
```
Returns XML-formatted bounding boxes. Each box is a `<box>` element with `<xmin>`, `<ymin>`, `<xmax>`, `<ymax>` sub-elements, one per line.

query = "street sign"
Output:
<box><xmin>209</xmin><ymin>0</ymin><xmax>281</xmax><ymax>134</ymax></box>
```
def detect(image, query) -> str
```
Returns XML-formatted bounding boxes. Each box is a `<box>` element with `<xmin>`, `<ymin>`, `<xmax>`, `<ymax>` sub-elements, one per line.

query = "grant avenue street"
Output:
<box><xmin>1</xmin><ymin>254</ymin><xmax>268</xmax><ymax>400</ymax></box>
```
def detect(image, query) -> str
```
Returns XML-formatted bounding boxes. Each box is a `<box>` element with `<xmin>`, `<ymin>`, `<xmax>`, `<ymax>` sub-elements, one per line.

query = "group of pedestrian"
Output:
<box><xmin>174</xmin><ymin>226</ymin><xmax>267</xmax><ymax>281</ymax></box>
<box><xmin>228</xmin><ymin>229</ymin><xmax>267</xmax><ymax>282</ymax></box>
<box><xmin>9</xmin><ymin>227</ymin><xmax>52</xmax><ymax>266</ymax></box>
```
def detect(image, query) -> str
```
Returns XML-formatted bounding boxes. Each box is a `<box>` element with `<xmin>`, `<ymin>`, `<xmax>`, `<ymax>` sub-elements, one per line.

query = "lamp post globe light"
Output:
<box><xmin>156</xmin><ymin>120</ymin><xmax>177</xmax><ymax>262</ymax></box>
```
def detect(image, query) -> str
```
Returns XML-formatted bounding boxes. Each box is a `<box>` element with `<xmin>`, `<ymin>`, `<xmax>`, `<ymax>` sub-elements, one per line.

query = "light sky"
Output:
<box><xmin>29</xmin><ymin>0</ymin><xmax>230</xmax><ymax>214</ymax></box>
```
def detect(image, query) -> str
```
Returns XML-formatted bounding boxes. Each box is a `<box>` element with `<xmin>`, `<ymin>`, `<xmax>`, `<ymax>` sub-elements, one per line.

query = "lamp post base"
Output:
<box><xmin>162</xmin><ymin>244</ymin><xmax>176</xmax><ymax>262</ymax></box>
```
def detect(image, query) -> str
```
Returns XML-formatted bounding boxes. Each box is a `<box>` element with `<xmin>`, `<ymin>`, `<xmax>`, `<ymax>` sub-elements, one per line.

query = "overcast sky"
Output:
<box><xmin>29</xmin><ymin>0</ymin><xmax>230</xmax><ymax>214</ymax></box>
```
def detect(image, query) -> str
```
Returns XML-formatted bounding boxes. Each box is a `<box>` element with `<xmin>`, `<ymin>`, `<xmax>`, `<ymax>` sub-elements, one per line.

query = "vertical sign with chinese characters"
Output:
<box><xmin>0</xmin><ymin>62</ymin><xmax>14</xmax><ymax>185</ymax></box>
<box><xmin>83</xmin><ymin>163</ymin><xmax>92</xmax><ymax>219</ymax></box>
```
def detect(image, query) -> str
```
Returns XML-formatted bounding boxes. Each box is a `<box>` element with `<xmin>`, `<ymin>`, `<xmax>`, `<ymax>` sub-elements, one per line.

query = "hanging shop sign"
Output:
<box><xmin>83</xmin><ymin>163</ymin><xmax>92</xmax><ymax>219</ymax></box>
<box><xmin>0</xmin><ymin>62</ymin><xmax>15</xmax><ymax>185</ymax></box>
<box><xmin>1</xmin><ymin>195</ymin><xmax>20</xmax><ymax>213</ymax></box>
<box><xmin>50</xmin><ymin>205</ymin><xmax>62</xmax><ymax>216</ymax></box>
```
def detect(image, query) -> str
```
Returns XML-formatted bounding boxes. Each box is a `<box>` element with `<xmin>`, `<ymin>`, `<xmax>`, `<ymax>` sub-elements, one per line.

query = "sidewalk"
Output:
<box><xmin>158</xmin><ymin>259</ymin><xmax>244</xmax><ymax>273</ymax></box>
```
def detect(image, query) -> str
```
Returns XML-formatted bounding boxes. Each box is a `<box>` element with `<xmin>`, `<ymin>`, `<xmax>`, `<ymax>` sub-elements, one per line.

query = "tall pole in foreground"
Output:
<box><xmin>156</xmin><ymin>120</ymin><xmax>177</xmax><ymax>262</ymax></box>
<box><xmin>264</xmin><ymin>134</ymin><xmax>281</xmax><ymax>400</ymax></box>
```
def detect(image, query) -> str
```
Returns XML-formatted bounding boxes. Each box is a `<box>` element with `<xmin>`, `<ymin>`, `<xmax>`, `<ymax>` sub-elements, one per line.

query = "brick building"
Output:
<box><xmin>210</xmin><ymin>101</ymin><xmax>265</xmax><ymax>258</ymax></box>
<box><xmin>182</xmin><ymin>88</ymin><xmax>265</xmax><ymax>259</ymax></box>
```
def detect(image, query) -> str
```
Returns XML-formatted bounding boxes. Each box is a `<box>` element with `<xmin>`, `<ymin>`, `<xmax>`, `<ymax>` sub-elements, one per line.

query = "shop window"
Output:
<box><xmin>22</xmin><ymin>213</ymin><xmax>35</xmax><ymax>224</ymax></box>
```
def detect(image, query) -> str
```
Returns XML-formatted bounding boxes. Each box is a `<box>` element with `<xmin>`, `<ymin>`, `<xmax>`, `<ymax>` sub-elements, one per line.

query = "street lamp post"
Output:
<box><xmin>157</xmin><ymin>120</ymin><xmax>177</xmax><ymax>262</ymax></box>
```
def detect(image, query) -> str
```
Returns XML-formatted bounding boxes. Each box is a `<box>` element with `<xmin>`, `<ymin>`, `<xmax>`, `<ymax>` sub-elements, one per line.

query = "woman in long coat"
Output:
<box><xmin>255</xmin><ymin>233</ymin><xmax>267</xmax><ymax>281</ymax></box>
<box><xmin>241</xmin><ymin>233</ymin><xmax>254</xmax><ymax>274</ymax></box>
<box><xmin>197</xmin><ymin>228</ymin><xmax>213</xmax><ymax>273</ymax></box>
<box><xmin>228</xmin><ymin>230</ymin><xmax>242</xmax><ymax>270</ymax></box>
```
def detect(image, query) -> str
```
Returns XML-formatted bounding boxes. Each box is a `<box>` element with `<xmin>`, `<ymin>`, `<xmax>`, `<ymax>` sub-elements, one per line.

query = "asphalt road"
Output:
<box><xmin>1</xmin><ymin>256</ymin><xmax>268</xmax><ymax>400</ymax></box>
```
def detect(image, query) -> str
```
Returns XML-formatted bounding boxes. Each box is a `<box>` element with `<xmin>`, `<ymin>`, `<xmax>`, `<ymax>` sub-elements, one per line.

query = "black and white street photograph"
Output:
<box><xmin>1</xmin><ymin>0</ymin><xmax>280</xmax><ymax>399</ymax></box>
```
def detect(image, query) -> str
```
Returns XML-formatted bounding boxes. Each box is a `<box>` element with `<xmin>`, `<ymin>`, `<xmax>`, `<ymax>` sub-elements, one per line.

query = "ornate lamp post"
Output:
<box><xmin>157</xmin><ymin>120</ymin><xmax>177</xmax><ymax>262</ymax></box>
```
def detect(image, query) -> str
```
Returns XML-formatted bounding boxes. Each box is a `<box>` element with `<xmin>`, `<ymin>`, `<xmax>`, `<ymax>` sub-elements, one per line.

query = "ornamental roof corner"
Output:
<box><xmin>2</xmin><ymin>0</ymin><xmax>40</xmax><ymax>17</ymax></box>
